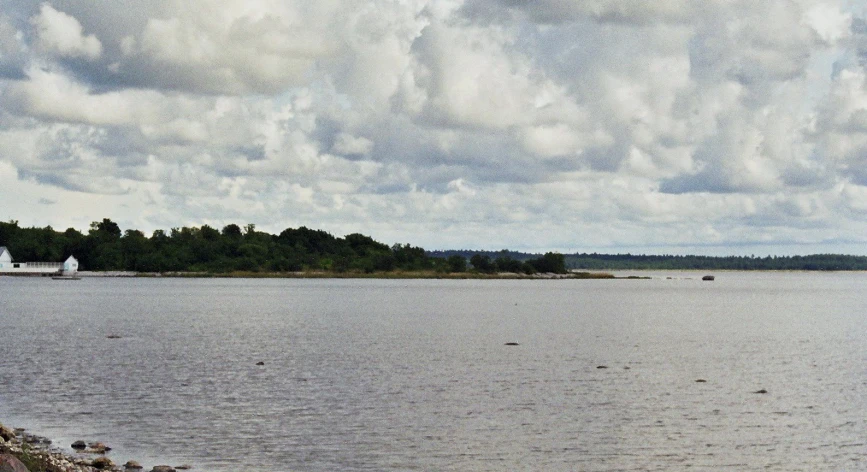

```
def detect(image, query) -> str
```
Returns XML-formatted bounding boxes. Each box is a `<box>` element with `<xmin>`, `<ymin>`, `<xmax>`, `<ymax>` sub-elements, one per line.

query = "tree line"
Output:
<box><xmin>429</xmin><ymin>249</ymin><xmax>867</xmax><ymax>271</ymax></box>
<box><xmin>0</xmin><ymin>219</ymin><xmax>567</xmax><ymax>274</ymax></box>
<box><xmin>9</xmin><ymin>218</ymin><xmax>859</xmax><ymax>273</ymax></box>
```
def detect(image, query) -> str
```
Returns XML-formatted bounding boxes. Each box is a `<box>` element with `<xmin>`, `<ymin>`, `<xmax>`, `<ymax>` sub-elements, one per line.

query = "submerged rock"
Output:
<box><xmin>504</xmin><ymin>342</ymin><xmax>519</xmax><ymax>346</ymax></box>
<box><xmin>71</xmin><ymin>440</ymin><xmax>87</xmax><ymax>449</ymax></box>
<box><xmin>754</xmin><ymin>389</ymin><xmax>768</xmax><ymax>394</ymax></box>
<box><xmin>124</xmin><ymin>460</ymin><xmax>143</xmax><ymax>469</ymax></box>
<box><xmin>695</xmin><ymin>379</ymin><xmax>707</xmax><ymax>383</ymax></box>
<box><xmin>23</xmin><ymin>434</ymin><xmax>50</xmax><ymax>445</ymax></box>
<box><xmin>255</xmin><ymin>361</ymin><xmax>265</xmax><ymax>366</ymax></box>
<box><xmin>0</xmin><ymin>454</ymin><xmax>29</xmax><ymax>472</ymax></box>
<box><xmin>88</xmin><ymin>442</ymin><xmax>111</xmax><ymax>453</ymax></box>
<box><xmin>596</xmin><ymin>365</ymin><xmax>608</xmax><ymax>369</ymax></box>
<box><xmin>151</xmin><ymin>466</ymin><xmax>176</xmax><ymax>472</ymax></box>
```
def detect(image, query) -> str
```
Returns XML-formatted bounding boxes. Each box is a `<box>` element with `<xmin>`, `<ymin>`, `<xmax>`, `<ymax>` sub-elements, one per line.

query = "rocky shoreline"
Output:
<box><xmin>0</xmin><ymin>423</ymin><xmax>188</xmax><ymax>472</ymax></box>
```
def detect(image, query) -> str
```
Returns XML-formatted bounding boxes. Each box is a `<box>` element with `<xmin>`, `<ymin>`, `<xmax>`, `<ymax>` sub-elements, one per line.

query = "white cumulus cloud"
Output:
<box><xmin>31</xmin><ymin>3</ymin><xmax>102</xmax><ymax>60</ymax></box>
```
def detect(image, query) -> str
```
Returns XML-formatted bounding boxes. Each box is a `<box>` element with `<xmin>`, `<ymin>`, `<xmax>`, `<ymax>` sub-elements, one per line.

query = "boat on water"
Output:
<box><xmin>52</xmin><ymin>276</ymin><xmax>81</xmax><ymax>281</ymax></box>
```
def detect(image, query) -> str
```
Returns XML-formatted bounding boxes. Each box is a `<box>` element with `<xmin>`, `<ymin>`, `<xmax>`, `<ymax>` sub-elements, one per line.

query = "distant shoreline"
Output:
<box><xmin>8</xmin><ymin>269</ymin><xmax>864</xmax><ymax>280</ymax></box>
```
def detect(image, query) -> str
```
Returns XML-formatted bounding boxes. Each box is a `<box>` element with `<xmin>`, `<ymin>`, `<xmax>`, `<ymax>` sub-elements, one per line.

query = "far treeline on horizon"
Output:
<box><xmin>2</xmin><ymin>219</ymin><xmax>867</xmax><ymax>274</ymax></box>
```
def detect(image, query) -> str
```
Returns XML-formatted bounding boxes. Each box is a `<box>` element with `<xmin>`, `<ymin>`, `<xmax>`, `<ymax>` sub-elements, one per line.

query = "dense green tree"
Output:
<box><xmin>392</xmin><ymin>243</ymin><xmax>431</xmax><ymax>271</ymax></box>
<box><xmin>447</xmin><ymin>255</ymin><xmax>467</xmax><ymax>272</ymax></box>
<box><xmin>121</xmin><ymin>229</ymin><xmax>151</xmax><ymax>271</ymax></box>
<box><xmin>470</xmin><ymin>254</ymin><xmax>496</xmax><ymax>273</ymax></box>
<box><xmin>527</xmin><ymin>252</ymin><xmax>567</xmax><ymax>274</ymax></box>
<box><xmin>221</xmin><ymin>224</ymin><xmax>242</xmax><ymax>239</ymax></box>
<box><xmin>90</xmin><ymin>219</ymin><xmax>122</xmax><ymax>241</ymax></box>
<box><xmin>494</xmin><ymin>256</ymin><xmax>523</xmax><ymax>273</ymax></box>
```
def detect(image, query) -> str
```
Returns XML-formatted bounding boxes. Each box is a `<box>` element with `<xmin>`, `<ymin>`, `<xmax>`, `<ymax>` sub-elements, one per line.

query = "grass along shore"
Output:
<box><xmin>75</xmin><ymin>270</ymin><xmax>624</xmax><ymax>279</ymax></box>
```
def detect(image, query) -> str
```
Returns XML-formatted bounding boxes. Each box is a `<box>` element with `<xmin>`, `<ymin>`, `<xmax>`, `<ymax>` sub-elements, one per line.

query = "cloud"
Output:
<box><xmin>31</xmin><ymin>3</ymin><xmax>102</xmax><ymax>60</ymax></box>
<box><xmin>91</xmin><ymin>0</ymin><xmax>342</xmax><ymax>95</ymax></box>
<box><xmin>398</xmin><ymin>19</ymin><xmax>541</xmax><ymax>129</ymax></box>
<box><xmin>1</xmin><ymin>0</ymin><xmax>867</xmax><ymax>254</ymax></box>
<box><xmin>331</xmin><ymin>133</ymin><xmax>374</xmax><ymax>157</ymax></box>
<box><xmin>461</xmin><ymin>0</ymin><xmax>696</xmax><ymax>25</ymax></box>
<box><xmin>0</xmin><ymin>13</ymin><xmax>27</xmax><ymax>79</ymax></box>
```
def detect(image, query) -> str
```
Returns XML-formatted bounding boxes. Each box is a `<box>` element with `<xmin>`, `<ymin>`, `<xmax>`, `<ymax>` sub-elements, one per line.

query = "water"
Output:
<box><xmin>1</xmin><ymin>273</ymin><xmax>865</xmax><ymax>471</ymax></box>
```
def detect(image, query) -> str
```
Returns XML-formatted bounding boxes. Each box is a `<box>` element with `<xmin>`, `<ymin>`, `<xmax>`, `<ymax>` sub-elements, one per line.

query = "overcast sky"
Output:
<box><xmin>1</xmin><ymin>1</ymin><xmax>867</xmax><ymax>255</ymax></box>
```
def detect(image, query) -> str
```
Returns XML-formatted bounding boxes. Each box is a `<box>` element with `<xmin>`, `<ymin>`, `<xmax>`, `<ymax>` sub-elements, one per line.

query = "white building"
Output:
<box><xmin>62</xmin><ymin>255</ymin><xmax>79</xmax><ymax>275</ymax></box>
<box><xmin>0</xmin><ymin>247</ymin><xmax>79</xmax><ymax>275</ymax></box>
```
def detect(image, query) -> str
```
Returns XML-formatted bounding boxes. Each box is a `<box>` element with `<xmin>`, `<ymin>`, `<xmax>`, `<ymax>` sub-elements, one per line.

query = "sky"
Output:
<box><xmin>1</xmin><ymin>1</ymin><xmax>867</xmax><ymax>255</ymax></box>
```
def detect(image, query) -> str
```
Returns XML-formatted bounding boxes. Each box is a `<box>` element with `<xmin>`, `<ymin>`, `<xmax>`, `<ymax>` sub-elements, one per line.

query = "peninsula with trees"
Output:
<box><xmin>0</xmin><ymin>219</ymin><xmax>576</xmax><ymax>277</ymax></box>
<box><xmin>2</xmin><ymin>219</ymin><xmax>866</xmax><ymax>277</ymax></box>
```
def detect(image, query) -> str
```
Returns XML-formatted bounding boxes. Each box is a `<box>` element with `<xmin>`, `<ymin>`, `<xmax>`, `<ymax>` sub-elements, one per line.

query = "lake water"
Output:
<box><xmin>1</xmin><ymin>273</ymin><xmax>865</xmax><ymax>471</ymax></box>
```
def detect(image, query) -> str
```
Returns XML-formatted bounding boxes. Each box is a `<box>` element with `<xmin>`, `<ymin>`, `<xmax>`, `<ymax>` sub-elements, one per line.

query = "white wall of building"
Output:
<box><xmin>0</xmin><ymin>247</ymin><xmax>71</xmax><ymax>274</ymax></box>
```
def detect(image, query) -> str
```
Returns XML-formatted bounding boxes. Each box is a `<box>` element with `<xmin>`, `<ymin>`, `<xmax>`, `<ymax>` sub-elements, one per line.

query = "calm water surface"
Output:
<box><xmin>1</xmin><ymin>273</ymin><xmax>866</xmax><ymax>471</ymax></box>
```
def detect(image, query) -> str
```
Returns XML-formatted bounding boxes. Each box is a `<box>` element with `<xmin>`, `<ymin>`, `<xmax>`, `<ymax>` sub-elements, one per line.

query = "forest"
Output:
<box><xmin>0</xmin><ymin>219</ymin><xmax>565</xmax><ymax>274</ymax></box>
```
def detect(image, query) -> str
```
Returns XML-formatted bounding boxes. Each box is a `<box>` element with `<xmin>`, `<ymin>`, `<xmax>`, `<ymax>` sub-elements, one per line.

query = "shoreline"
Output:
<box><xmin>1</xmin><ymin>421</ymin><xmax>113</xmax><ymax>471</ymax></box>
<box><xmin>2</xmin><ymin>270</ymin><xmax>626</xmax><ymax>279</ymax></box>
<box><xmin>133</xmin><ymin>270</ymin><xmax>624</xmax><ymax>279</ymax></box>
<box><xmin>0</xmin><ymin>422</ymin><xmax>184</xmax><ymax>472</ymax></box>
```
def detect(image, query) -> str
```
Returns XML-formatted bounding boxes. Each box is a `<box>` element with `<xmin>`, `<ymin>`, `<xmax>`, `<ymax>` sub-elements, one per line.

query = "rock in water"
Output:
<box><xmin>71</xmin><ymin>440</ymin><xmax>87</xmax><ymax>449</ymax></box>
<box><xmin>504</xmin><ymin>342</ymin><xmax>519</xmax><ymax>346</ymax></box>
<box><xmin>151</xmin><ymin>466</ymin><xmax>176</xmax><ymax>472</ymax></box>
<box><xmin>754</xmin><ymin>389</ymin><xmax>768</xmax><ymax>394</ymax></box>
<box><xmin>89</xmin><ymin>442</ymin><xmax>112</xmax><ymax>453</ymax></box>
<box><xmin>0</xmin><ymin>454</ymin><xmax>30</xmax><ymax>472</ymax></box>
<box><xmin>92</xmin><ymin>457</ymin><xmax>114</xmax><ymax>469</ymax></box>
<box><xmin>255</xmin><ymin>361</ymin><xmax>265</xmax><ymax>366</ymax></box>
<box><xmin>124</xmin><ymin>461</ymin><xmax>144</xmax><ymax>469</ymax></box>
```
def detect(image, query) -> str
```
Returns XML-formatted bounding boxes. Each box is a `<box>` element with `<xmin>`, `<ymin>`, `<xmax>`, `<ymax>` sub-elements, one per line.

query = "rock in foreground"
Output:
<box><xmin>0</xmin><ymin>426</ymin><xmax>15</xmax><ymax>442</ymax></box>
<box><xmin>91</xmin><ymin>457</ymin><xmax>114</xmax><ymax>469</ymax></box>
<box><xmin>0</xmin><ymin>454</ymin><xmax>30</xmax><ymax>472</ymax></box>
